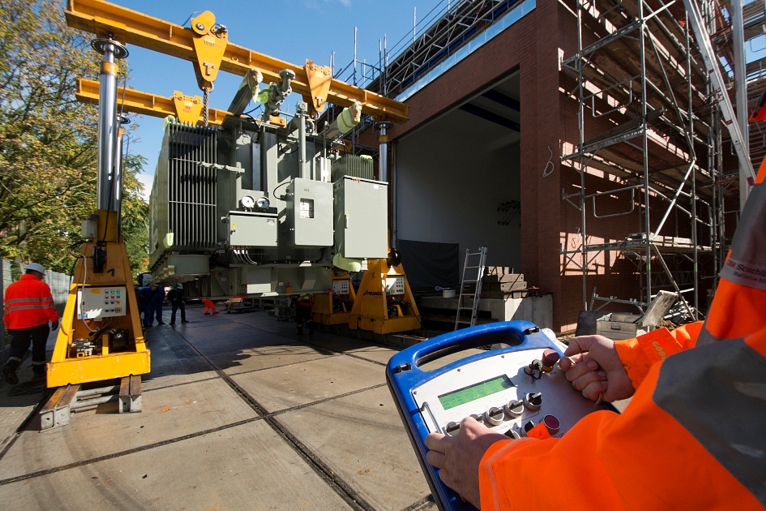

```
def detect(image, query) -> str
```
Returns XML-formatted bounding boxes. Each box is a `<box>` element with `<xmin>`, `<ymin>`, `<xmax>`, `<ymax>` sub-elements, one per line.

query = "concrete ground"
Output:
<box><xmin>0</xmin><ymin>304</ymin><xmax>445</xmax><ymax>511</ymax></box>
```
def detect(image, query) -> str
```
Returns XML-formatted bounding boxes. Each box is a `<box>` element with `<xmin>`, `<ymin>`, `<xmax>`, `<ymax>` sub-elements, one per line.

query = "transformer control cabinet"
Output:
<box><xmin>286</xmin><ymin>177</ymin><xmax>333</xmax><ymax>247</ymax></box>
<box><xmin>387</xmin><ymin>321</ymin><xmax>616</xmax><ymax>511</ymax></box>
<box><xmin>77</xmin><ymin>286</ymin><xmax>128</xmax><ymax>320</ymax></box>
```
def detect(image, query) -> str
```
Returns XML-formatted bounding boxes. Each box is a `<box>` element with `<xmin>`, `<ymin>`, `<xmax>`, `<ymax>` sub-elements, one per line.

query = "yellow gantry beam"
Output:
<box><xmin>76</xmin><ymin>78</ymin><xmax>230</xmax><ymax>125</ymax></box>
<box><xmin>65</xmin><ymin>0</ymin><xmax>409</xmax><ymax>123</ymax></box>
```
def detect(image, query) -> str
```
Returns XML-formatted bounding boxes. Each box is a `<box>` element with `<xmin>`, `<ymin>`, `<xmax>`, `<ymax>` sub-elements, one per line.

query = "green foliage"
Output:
<box><xmin>121</xmin><ymin>152</ymin><xmax>150</xmax><ymax>272</ymax></box>
<box><xmin>0</xmin><ymin>0</ymin><xmax>149</xmax><ymax>274</ymax></box>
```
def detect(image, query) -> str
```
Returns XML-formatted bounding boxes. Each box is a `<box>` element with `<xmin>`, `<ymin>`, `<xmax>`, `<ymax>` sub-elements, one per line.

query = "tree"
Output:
<box><xmin>121</xmin><ymin>151</ymin><xmax>150</xmax><ymax>272</ymax></box>
<box><xmin>0</xmin><ymin>0</ymin><xmax>149</xmax><ymax>274</ymax></box>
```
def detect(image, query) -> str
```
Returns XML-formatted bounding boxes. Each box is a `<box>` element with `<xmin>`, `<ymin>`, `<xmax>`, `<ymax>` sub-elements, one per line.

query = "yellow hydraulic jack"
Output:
<box><xmin>348</xmin><ymin>256</ymin><xmax>421</xmax><ymax>334</ymax></box>
<box><xmin>46</xmin><ymin>36</ymin><xmax>150</xmax><ymax>396</ymax></box>
<box><xmin>312</xmin><ymin>273</ymin><xmax>357</xmax><ymax>326</ymax></box>
<box><xmin>47</xmin><ymin>209</ymin><xmax>151</xmax><ymax>388</ymax></box>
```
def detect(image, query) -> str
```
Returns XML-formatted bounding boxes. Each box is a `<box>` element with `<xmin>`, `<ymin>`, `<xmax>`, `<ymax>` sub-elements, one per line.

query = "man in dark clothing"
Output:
<box><xmin>140</xmin><ymin>286</ymin><xmax>154</xmax><ymax>327</ymax></box>
<box><xmin>167</xmin><ymin>284</ymin><xmax>189</xmax><ymax>325</ymax></box>
<box><xmin>134</xmin><ymin>285</ymin><xmax>146</xmax><ymax>323</ymax></box>
<box><xmin>150</xmin><ymin>284</ymin><xmax>165</xmax><ymax>325</ymax></box>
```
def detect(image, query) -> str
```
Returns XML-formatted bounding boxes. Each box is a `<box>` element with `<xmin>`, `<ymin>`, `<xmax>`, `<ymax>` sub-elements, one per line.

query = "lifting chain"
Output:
<box><xmin>203</xmin><ymin>87</ymin><xmax>210</xmax><ymax>127</ymax></box>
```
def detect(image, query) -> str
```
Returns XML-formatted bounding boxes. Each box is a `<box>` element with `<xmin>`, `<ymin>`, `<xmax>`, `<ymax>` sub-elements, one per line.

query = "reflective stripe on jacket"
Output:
<box><xmin>3</xmin><ymin>274</ymin><xmax>59</xmax><ymax>329</ymax></box>
<box><xmin>478</xmin><ymin>173</ymin><xmax>766</xmax><ymax>510</ymax></box>
<box><xmin>698</xmin><ymin>173</ymin><xmax>766</xmax><ymax>346</ymax></box>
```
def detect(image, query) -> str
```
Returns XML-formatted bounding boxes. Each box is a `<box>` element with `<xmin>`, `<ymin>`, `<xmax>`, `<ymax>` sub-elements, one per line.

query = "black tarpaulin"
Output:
<box><xmin>396</xmin><ymin>239</ymin><xmax>460</xmax><ymax>294</ymax></box>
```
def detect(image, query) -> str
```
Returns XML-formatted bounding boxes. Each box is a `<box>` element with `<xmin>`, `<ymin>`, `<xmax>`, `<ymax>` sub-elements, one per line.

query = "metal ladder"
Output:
<box><xmin>455</xmin><ymin>247</ymin><xmax>487</xmax><ymax>330</ymax></box>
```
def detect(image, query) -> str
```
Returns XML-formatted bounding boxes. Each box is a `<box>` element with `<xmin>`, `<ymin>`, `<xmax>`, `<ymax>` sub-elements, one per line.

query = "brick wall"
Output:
<box><xmin>386</xmin><ymin>2</ymin><xmax>708</xmax><ymax>331</ymax></box>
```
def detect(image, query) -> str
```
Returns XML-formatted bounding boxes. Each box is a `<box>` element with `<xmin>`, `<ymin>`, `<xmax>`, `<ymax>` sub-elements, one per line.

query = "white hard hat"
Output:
<box><xmin>26</xmin><ymin>263</ymin><xmax>46</xmax><ymax>274</ymax></box>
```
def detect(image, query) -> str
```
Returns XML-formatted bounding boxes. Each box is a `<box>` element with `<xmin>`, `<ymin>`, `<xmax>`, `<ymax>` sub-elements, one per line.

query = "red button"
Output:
<box><xmin>543</xmin><ymin>414</ymin><xmax>560</xmax><ymax>434</ymax></box>
<box><xmin>541</xmin><ymin>349</ymin><xmax>560</xmax><ymax>369</ymax></box>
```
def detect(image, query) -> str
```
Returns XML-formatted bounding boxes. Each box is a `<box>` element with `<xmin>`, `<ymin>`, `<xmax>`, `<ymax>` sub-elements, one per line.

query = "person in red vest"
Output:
<box><xmin>424</xmin><ymin>166</ymin><xmax>766</xmax><ymax>510</ymax></box>
<box><xmin>3</xmin><ymin>263</ymin><xmax>59</xmax><ymax>385</ymax></box>
<box><xmin>295</xmin><ymin>293</ymin><xmax>315</xmax><ymax>335</ymax></box>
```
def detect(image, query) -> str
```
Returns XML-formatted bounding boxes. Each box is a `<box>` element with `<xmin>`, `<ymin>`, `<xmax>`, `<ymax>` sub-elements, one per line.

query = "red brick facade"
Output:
<box><xmin>386</xmin><ymin>3</ymin><xmax>684</xmax><ymax>331</ymax></box>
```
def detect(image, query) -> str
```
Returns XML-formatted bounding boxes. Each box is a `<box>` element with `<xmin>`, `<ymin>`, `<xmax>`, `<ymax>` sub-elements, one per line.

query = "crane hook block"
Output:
<box><xmin>173</xmin><ymin>91</ymin><xmax>204</xmax><ymax>125</ymax></box>
<box><xmin>304</xmin><ymin>60</ymin><xmax>332</xmax><ymax>115</ymax></box>
<box><xmin>190</xmin><ymin>11</ymin><xmax>228</xmax><ymax>90</ymax></box>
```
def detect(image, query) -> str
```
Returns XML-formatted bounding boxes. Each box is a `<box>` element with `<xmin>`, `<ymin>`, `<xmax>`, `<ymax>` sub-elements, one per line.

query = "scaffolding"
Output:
<box><xmin>322</xmin><ymin>0</ymin><xmax>763</xmax><ymax>322</ymax></box>
<box><xmin>558</xmin><ymin>0</ymin><xmax>753</xmax><ymax>318</ymax></box>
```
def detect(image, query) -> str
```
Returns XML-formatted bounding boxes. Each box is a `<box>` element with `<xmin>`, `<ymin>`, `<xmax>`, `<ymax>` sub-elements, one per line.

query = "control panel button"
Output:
<box><xmin>524</xmin><ymin>359</ymin><xmax>542</xmax><ymax>376</ymax></box>
<box><xmin>505</xmin><ymin>428</ymin><xmax>521</xmax><ymax>439</ymax></box>
<box><xmin>445</xmin><ymin>422</ymin><xmax>460</xmax><ymax>436</ymax></box>
<box><xmin>521</xmin><ymin>420</ymin><xmax>536</xmax><ymax>437</ymax></box>
<box><xmin>541</xmin><ymin>349</ymin><xmax>560</xmax><ymax>372</ymax></box>
<box><xmin>469</xmin><ymin>413</ymin><xmax>483</xmax><ymax>423</ymax></box>
<box><xmin>543</xmin><ymin>414</ymin><xmax>560</xmax><ymax>435</ymax></box>
<box><xmin>524</xmin><ymin>392</ymin><xmax>542</xmax><ymax>411</ymax></box>
<box><xmin>504</xmin><ymin>399</ymin><xmax>524</xmax><ymax>418</ymax></box>
<box><xmin>484</xmin><ymin>406</ymin><xmax>504</xmax><ymax>426</ymax></box>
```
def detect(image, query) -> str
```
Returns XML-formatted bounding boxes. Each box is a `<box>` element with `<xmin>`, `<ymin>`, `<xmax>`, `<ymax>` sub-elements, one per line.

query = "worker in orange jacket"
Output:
<box><xmin>3</xmin><ymin>263</ymin><xmax>59</xmax><ymax>385</ymax></box>
<box><xmin>425</xmin><ymin>169</ymin><xmax>766</xmax><ymax>509</ymax></box>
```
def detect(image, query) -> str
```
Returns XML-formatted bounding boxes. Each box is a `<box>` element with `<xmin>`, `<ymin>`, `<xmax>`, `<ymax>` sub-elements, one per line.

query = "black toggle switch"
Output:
<box><xmin>505</xmin><ymin>399</ymin><xmax>524</xmax><ymax>417</ymax></box>
<box><xmin>485</xmin><ymin>406</ymin><xmax>505</xmax><ymax>426</ymax></box>
<box><xmin>524</xmin><ymin>392</ymin><xmax>542</xmax><ymax>411</ymax></box>
<box><xmin>520</xmin><ymin>420</ymin><xmax>536</xmax><ymax>437</ymax></box>
<box><xmin>445</xmin><ymin>422</ymin><xmax>460</xmax><ymax>436</ymax></box>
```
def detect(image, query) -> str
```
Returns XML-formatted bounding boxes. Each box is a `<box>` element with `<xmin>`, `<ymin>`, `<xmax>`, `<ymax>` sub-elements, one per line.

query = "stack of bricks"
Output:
<box><xmin>480</xmin><ymin>266</ymin><xmax>528</xmax><ymax>299</ymax></box>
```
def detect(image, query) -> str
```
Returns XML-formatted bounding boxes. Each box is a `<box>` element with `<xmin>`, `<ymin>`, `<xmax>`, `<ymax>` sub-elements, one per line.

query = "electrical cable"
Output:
<box><xmin>542</xmin><ymin>145</ymin><xmax>555</xmax><ymax>177</ymax></box>
<box><xmin>80</xmin><ymin>254</ymin><xmax>97</xmax><ymax>333</ymax></box>
<box><xmin>271</xmin><ymin>180</ymin><xmax>291</xmax><ymax>200</ymax></box>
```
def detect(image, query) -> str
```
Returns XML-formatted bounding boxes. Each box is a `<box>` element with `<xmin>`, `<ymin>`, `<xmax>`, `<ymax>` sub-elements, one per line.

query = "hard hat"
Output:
<box><xmin>26</xmin><ymin>263</ymin><xmax>46</xmax><ymax>274</ymax></box>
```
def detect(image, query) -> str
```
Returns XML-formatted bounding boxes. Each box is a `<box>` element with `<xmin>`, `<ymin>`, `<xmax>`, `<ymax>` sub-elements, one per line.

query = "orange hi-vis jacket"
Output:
<box><xmin>478</xmin><ymin>174</ymin><xmax>766</xmax><ymax>509</ymax></box>
<box><xmin>3</xmin><ymin>274</ymin><xmax>59</xmax><ymax>330</ymax></box>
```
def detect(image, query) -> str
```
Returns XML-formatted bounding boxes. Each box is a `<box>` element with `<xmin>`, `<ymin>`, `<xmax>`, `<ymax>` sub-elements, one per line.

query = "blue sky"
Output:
<box><xmin>105</xmin><ymin>0</ymin><xmax>445</xmax><ymax>198</ymax></box>
<box><xmin>106</xmin><ymin>0</ymin><xmax>766</xmax><ymax>198</ymax></box>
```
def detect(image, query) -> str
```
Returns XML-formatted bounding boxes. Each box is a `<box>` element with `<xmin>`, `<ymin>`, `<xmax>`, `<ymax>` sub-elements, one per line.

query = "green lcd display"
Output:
<box><xmin>438</xmin><ymin>375</ymin><xmax>515</xmax><ymax>410</ymax></box>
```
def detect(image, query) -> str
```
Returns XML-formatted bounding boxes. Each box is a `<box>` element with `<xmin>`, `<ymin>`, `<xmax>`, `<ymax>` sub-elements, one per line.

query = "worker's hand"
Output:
<box><xmin>425</xmin><ymin>417</ymin><xmax>508</xmax><ymax>508</ymax></box>
<box><xmin>558</xmin><ymin>335</ymin><xmax>634</xmax><ymax>402</ymax></box>
<box><xmin>50</xmin><ymin>320</ymin><xmax>59</xmax><ymax>330</ymax></box>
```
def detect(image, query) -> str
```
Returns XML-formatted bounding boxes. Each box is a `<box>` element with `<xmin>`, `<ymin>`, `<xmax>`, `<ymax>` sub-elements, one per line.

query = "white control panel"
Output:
<box><xmin>77</xmin><ymin>286</ymin><xmax>127</xmax><ymax>320</ymax></box>
<box><xmin>412</xmin><ymin>347</ymin><xmax>600</xmax><ymax>439</ymax></box>
<box><xmin>386</xmin><ymin>276</ymin><xmax>406</xmax><ymax>295</ymax></box>
<box><xmin>332</xmin><ymin>279</ymin><xmax>350</xmax><ymax>295</ymax></box>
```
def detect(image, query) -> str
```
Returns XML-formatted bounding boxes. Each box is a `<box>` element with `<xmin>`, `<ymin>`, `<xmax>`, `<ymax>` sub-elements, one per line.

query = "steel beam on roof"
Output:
<box><xmin>459</xmin><ymin>103</ymin><xmax>520</xmax><ymax>132</ymax></box>
<box><xmin>481</xmin><ymin>90</ymin><xmax>520</xmax><ymax>112</ymax></box>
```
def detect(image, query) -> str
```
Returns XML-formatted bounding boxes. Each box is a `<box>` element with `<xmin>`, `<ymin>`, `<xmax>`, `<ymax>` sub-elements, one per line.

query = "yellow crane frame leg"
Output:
<box><xmin>47</xmin><ymin>210</ymin><xmax>151</xmax><ymax>388</ymax></box>
<box><xmin>312</xmin><ymin>273</ymin><xmax>357</xmax><ymax>326</ymax></box>
<box><xmin>348</xmin><ymin>259</ymin><xmax>421</xmax><ymax>335</ymax></box>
